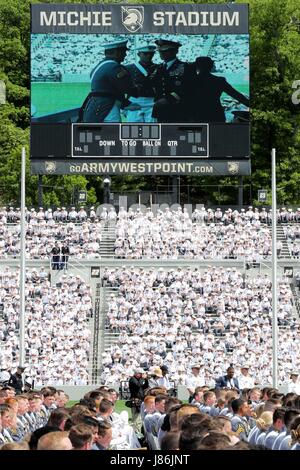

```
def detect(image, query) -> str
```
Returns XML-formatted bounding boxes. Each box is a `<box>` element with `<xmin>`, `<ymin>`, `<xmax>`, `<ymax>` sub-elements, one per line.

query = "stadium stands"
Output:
<box><xmin>2</xmin><ymin>205</ymin><xmax>300</xmax><ymax>260</ymax></box>
<box><xmin>1</xmin><ymin>205</ymin><xmax>300</xmax><ymax>452</ymax></box>
<box><xmin>0</xmin><ymin>269</ymin><xmax>92</xmax><ymax>386</ymax></box>
<box><xmin>100</xmin><ymin>266</ymin><xmax>299</xmax><ymax>388</ymax></box>
<box><xmin>1</xmin><ymin>206</ymin><xmax>300</xmax><ymax>389</ymax></box>
<box><xmin>31</xmin><ymin>34</ymin><xmax>248</xmax><ymax>82</ymax></box>
<box><xmin>114</xmin><ymin>207</ymin><xmax>272</xmax><ymax>260</ymax></box>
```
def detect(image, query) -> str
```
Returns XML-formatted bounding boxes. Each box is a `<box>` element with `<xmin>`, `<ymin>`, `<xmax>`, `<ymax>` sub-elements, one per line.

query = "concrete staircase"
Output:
<box><xmin>100</xmin><ymin>223</ymin><xmax>116</xmax><ymax>258</ymax></box>
<box><xmin>290</xmin><ymin>284</ymin><xmax>300</xmax><ymax>319</ymax></box>
<box><xmin>101</xmin><ymin>287</ymin><xmax>121</xmax><ymax>350</ymax></box>
<box><xmin>276</xmin><ymin>225</ymin><xmax>291</xmax><ymax>258</ymax></box>
<box><xmin>104</xmin><ymin>331</ymin><xmax>120</xmax><ymax>349</ymax></box>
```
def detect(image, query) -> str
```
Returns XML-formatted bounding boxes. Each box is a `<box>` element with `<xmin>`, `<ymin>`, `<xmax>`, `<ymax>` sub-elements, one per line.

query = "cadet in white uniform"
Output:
<box><xmin>126</xmin><ymin>44</ymin><xmax>157</xmax><ymax>122</ymax></box>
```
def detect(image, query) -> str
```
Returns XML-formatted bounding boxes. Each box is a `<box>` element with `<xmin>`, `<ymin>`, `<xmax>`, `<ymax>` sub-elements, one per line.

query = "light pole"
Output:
<box><xmin>103</xmin><ymin>177</ymin><xmax>111</xmax><ymax>204</ymax></box>
<box><xmin>271</xmin><ymin>148</ymin><xmax>278</xmax><ymax>388</ymax></box>
<box><xmin>258</xmin><ymin>150</ymin><xmax>278</xmax><ymax>388</ymax></box>
<box><xmin>20</xmin><ymin>147</ymin><xmax>26</xmax><ymax>367</ymax></box>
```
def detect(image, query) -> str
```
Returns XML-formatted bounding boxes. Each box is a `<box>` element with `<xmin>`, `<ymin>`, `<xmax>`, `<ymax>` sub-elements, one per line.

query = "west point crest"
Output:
<box><xmin>121</xmin><ymin>6</ymin><xmax>144</xmax><ymax>32</ymax></box>
<box><xmin>45</xmin><ymin>161</ymin><xmax>56</xmax><ymax>174</ymax></box>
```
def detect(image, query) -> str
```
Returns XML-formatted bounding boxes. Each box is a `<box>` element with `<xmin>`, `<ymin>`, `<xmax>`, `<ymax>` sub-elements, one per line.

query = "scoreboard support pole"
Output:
<box><xmin>172</xmin><ymin>176</ymin><xmax>178</xmax><ymax>205</ymax></box>
<box><xmin>238</xmin><ymin>176</ymin><xmax>244</xmax><ymax>207</ymax></box>
<box><xmin>38</xmin><ymin>175</ymin><xmax>43</xmax><ymax>207</ymax></box>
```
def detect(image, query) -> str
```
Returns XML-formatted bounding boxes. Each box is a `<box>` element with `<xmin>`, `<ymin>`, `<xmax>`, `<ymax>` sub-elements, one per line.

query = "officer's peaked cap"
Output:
<box><xmin>155</xmin><ymin>39</ymin><xmax>182</xmax><ymax>50</ymax></box>
<box><xmin>103</xmin><ymin>39</ymin><xmax>129</xmax><ymax>51</ymax></box>
<box><xmin>136</xmin><ymin>44</ymin><xmax>156</xmax><ymax>53</ymax></box>
<box><xmin>196</xmin><ymin>56</ymin><xmax>214</xmax><ymax>67</ymax></box>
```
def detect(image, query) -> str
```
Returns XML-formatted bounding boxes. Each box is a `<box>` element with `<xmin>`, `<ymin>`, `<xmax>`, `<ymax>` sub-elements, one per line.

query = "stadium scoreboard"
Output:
<box><xmin>72</xmin><ymin>123</ymin><xmax>209</xmax><ymax>158</ymax></box>
<box><xmin>30</xmin><ymin>3</ymin><xmax>250</xmax><ymax>176</ymax></box>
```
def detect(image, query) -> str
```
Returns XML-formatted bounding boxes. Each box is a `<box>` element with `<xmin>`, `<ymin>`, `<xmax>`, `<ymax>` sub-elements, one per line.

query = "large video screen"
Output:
<box><xmin>30</xmin><ymin>3</ymin><xmax>250</xmax><ymax>176</ymax></box>
<box><xmin>31</xmin><ymin>33</ymin><xmax>249</xmax><ymax>125</ymax></box>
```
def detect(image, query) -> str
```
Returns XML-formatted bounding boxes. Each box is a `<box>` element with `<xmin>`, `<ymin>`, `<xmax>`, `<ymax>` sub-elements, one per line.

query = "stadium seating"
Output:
<box><xmin>100</xmin><ymin>266</ymin><xmax>299</xmax><ymax>388</ymax></box>
<box><xmin>2</xmin><ymin>206</ymin><xmax>300</xmax><ymax>260</ymax></box>
<box><xmin>0</xmin><ymin>269</ymin><xmax>92</xmax><ymax>385</ymax></box>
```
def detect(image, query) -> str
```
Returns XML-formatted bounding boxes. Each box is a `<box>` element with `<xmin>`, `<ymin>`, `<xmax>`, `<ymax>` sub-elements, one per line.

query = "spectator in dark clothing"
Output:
<box><xmin>51</xmin><ymin>243</ymin><xmax>61</xmax><ymax>270</ymax></box>
<box><xmin>61</xmin><ymin>244</ymin><xmax>70</xmax><ymax>270</ymax></box>
<box><xmin>8</xmin><ymin>366</ymin><xmax>25</xmax><ymax>395</ymax></box>
<box><xmin>128</xmin><ymin>369</ymin><xmax>149</xmax><ymax>424</ymax></box>
<box><xmin>215</xmin><ymin>366</ymin><xmax>240</xmax><ymax>391</ymax></box>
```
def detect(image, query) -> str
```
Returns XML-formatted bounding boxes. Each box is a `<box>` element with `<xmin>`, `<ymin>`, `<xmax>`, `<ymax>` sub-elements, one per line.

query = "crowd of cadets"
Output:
<box><xmin>284</xmin><ymin>225</ymin><xmax>300</xmax><ymax>258</ymax></box>
<box><xmin>1</xmin><ymin>206</ymin><xmax>300</xmax><ymax>260</ymax></box>
<box><xmin>0</xmin><ymin>385</ymin><xmax>138</xmax><ymax>450</ymax></box>
<box><xmin>137</xmin><ymin>382</ymin><xmax>300</xmax><ymax>450</ymax></box>
<box><xmin>1</xmin><ymin>381</ymin><xmax>300</xmax><ymax>450</ymax></box>
<box><xmin>0</xmin><ymin>206</ymin><xmax>115</xmax><ymax>260</ymax></box>
<box><xmin>0</xmin><ymin>203</ymin><xmax>300</xmax><ymax>450</ymax></box>
<box><xmin>114</xmin><ymin>207</ymin><xmax>273</xmax><ymax>260</ymax></box>
<box><xmin>0</xmin><ymin>262</ymin><xmax>299</xmax><ymax>389</ymax></box>
<box><xmin>114</xmin><ymin>206</ymin><xmax>300</xmax><ymax>260</ymax></box>
<box><xmin>0</xmin><ymin>270</ymin><xmax>91</xmax><ymax>385</ymax></box>
<box><xmin>101</xmin><ymin>267</ymin><xmax>299</xmax><ymax>387</ymax></box>
<box><xmin>2</xmin><ymin>205</ymin><xmax>300</xmax><ymax>226</ymax></box>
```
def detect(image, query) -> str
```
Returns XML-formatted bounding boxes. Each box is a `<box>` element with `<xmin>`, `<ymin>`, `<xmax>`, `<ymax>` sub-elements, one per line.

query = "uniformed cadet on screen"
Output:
<box><xmin>149</xmin><ymin>39</ymin><xmax>191</xmax><ymax>123</ymax></box>
<box><xmin>125</xmin><ymin>44</ymin><xmax>157</xmax><ymax>122</ymax></box>
<box><xmin>79</xmin><ymin>39</ymin><xmax>141</xmax><ymax>123</ymax></box>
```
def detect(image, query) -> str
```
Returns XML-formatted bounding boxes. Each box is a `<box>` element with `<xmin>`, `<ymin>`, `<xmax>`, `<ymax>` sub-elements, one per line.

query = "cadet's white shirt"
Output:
<box><xmin>157</xmin><ymin>376</ymin><xmax>171</xmax><ymax>390</ymax></box>
<box><xmin>0</xmin><ymin>370</ymin><xmax>10</xmax><ymax>382</ymax></box>
<box><xmin>185</xmin><ymin>374</ymin><xmax>205</xmax><ymax>393</ymax></box>
<box><xmin>238</xmin><ymin>374</ymin><xmax>255</xmax><ymax>389</ymax></box>
<box><xmin>288</xmin><ymin>380</ymin><xmax>300</xmax><ymax>394</ymax></box>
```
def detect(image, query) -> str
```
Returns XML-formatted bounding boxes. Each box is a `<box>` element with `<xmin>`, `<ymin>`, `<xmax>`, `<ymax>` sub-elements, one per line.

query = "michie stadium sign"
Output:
<box><xmin>30</xmin><ymin>3</ymin><xmax>250</xmax><ymax>176</ymax></box>
<box><xmin>36</xmin><ymin>10</ymin><xmax>242</xmax><ymax>30</ymax></box>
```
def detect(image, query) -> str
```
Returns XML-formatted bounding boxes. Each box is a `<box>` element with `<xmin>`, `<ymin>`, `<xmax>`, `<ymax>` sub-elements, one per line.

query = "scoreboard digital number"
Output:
<box><xmin>72</xmin><ymin>123</ymin><xmax>209</xmax><ymax>158</ymax></box>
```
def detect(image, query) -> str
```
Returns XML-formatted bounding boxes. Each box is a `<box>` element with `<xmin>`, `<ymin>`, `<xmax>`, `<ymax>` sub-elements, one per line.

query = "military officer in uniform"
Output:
<box><xmin>126</xmin><ymin>44</ymin><xmax>157</xmax><ymax>122</ymax></box>
<box><xmin>149</xmin><ymin>39</ymin><xmax>191</xmax><ymax>123</ymax></box>
<box><xmin>80</xmin><ymin>40</ymin><xmax>141</xmax><ymax>123</ymax></box>
<box><xmin>191</xmin><ymin>56</ymin><xmax>250</xmax><ymax>123</ymax></box>
<box><xmin>231</xmin><ymin>398</ymin><xmax>254</xmax><ymax>442</ymax></box>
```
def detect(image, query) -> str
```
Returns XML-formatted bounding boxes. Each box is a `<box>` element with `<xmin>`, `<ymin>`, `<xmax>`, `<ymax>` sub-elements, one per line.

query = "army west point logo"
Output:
<box><xmin>121</xmin><ymin>6</ymin><xmax>144</xmax><ymax>32</ymax></box>
<box><xmin>228</xmin><ymin>162</ymin><xmax>240</xmax><ymax>175</ymax></box>
<box><xmin>45</xmin><ymin>161</ymin><xmax>57</xmax><ymax>174</ymax></box>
